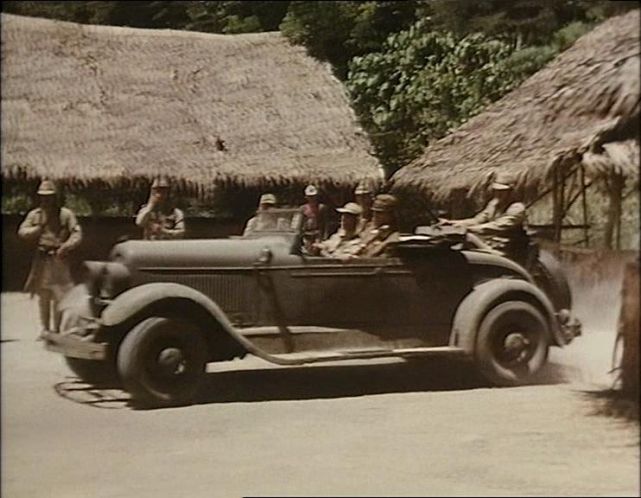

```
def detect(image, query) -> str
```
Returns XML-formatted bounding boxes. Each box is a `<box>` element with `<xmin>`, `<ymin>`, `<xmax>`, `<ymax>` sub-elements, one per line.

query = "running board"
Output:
<box><xmin>252</xmin><ymin>346</ymin><xmax>467</xmax><ymax>366</ymax></box>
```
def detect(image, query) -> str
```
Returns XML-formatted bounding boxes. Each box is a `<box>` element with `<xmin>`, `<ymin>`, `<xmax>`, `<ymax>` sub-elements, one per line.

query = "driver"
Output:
<box><xmin>243</xmin><ymin>193</ymin><xmax>278</xmax><ymax>235</ymax></box>
<box><xmin>440</xmin><ymin>172</ymin><xmax>527</xmax><ymax>258</ymax></box>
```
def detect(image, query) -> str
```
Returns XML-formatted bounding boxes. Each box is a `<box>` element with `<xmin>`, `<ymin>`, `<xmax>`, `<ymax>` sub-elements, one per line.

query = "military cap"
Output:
<box><xmin>37</xmin><ymin>179</ymin><xmax>57</xmax><ymax>195</ymax></box>
<box><xmin>304</xmin><ymin>184</ymin><xmax>319</xmax><ymax>196</ymax></box>
<box><xmin>336</xmin><ymin>202</ymin><xmax>363</xmax><ymax>216</ymax></box>
<box><xmin>492</xmin><ymin>172</ymin><xmax>516</xmax><ymax>190</ymax></box>
<box><xmin>151</xmin><ymin>176</ymin><xmax>171</xmax><ymax>189</ymax></box>
<box><xmin>354</xmin><ymin>182</ymin><xmax>371</xmax><ymax>195</ymax></box>
<box><xmin>259</xmin><ymin>193</ymin><xmax>277</xmax><ymax>205</ymax></box>
<box><xmin>371</xmin><ymin>194</ymin><xmax>398</xmax><ymax>212</ymax></box>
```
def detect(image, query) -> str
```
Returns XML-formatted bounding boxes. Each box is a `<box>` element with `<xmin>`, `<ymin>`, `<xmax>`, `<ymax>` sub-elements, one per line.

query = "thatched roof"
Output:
<box><xmin>1</xmin><ymin>14</ymin><xmax>383</xmax><ymax>196</ymax></box>
<box><xmin>391</xmin><ymin>9</ymin><xmax>640</xmax><ymax>203</ymax></box>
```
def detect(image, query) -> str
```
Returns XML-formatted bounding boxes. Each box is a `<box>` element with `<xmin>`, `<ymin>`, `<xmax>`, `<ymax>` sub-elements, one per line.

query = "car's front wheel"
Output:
<box><xmin>475</xmin><ymin>301</ymin><xmax>550</xmax><ymax>386</ymax></box>
<box><xmin>117</xmin><ymin>317</ymin><xmax>208</xmax><ymax>408</ymax></box>
<box><xmin>65</xmin><ymin>357</ymin><xmax>119</xmax><ymax>385</ymax></box>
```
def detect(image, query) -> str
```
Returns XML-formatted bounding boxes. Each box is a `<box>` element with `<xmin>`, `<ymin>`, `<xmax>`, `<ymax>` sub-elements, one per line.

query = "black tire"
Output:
<box><xmin>475</xmin><ymin>301</ymin><xmax>550</xmax><ymax>386</ymax></box>
<box><xmin>117</xmin><ymin>317</ymin><xmax>208</xmax><ymax>408</ymax></box>
<box><xmin>64</xmin><ymin>357</ymin><xmax>118</xmax><ymax>385</ymax></box>
<box><xmin>531</xmin><ymin>250</ymin><xmax>572</xmax><ymax>311</ymax></box>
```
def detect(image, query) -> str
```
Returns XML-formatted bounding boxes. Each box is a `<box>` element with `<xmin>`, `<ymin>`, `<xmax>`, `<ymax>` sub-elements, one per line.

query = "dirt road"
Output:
<box><xmin>2</xmin><ymin>292</ymin><xmax>639</xmax><ymax>497</ymax></box>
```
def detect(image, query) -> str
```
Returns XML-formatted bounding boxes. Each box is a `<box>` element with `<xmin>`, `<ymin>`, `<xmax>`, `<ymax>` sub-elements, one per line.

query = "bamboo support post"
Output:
<box><xmin>579</xmin><ymin>164</ymin><xmax>590</xmax><ymax>247</ymax></box>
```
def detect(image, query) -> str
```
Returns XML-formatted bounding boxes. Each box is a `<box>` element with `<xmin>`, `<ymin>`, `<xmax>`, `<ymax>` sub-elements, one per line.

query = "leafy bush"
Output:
<box><xmin>347</xmin><ymin>21</ymin><xmax>533</xmax><ymax>176</ymax></box>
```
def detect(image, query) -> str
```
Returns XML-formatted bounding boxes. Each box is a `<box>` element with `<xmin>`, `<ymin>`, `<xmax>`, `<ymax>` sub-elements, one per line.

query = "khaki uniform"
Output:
<box><xmin>317</xmin><ymin>229</ymin><xmax>363</xmax><ymax>258</ymax></box>
<box><xmin>357</xmin><ymin>226</ymin><xmax>400</xmax><ymax>258</ymax></box>
<box><xmin>459</xmin><ymin>198</ymin><xmax>527</xmax><ymax>256</ymax></box>
<box><xmin>18</xmin><ymin>206</ymin><xmax>82</xmax><ymax>333</ymax></box>
<box><xmin>356</xmin><ymin>216</ymin><xmax>374</xmax><ymax>236</ymax></box>
<box><xmin>135</xmin><ymin>204</ymin><xmax>185</xmax><ymax>240</ymax></box>
<box><xmin>243</xmin><ymin>213</ymin><xmax>289</xmax><ymax>235</ymax></box>
<box><xmin>19</xmin><ymin>207</ymin><xmax>82</xmax><ymax>297</ymax></box>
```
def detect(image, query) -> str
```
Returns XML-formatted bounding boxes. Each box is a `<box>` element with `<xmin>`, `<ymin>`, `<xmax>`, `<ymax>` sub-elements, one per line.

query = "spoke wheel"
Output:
<box><xmin>117</xmin><ymin>317</ymin><xmax>208</xmax><ymax>407</ymax></box>
<box><xmin>475</xmin><ymin>301</ymin><xmax>550</xmax><ymax>386</ymax></box>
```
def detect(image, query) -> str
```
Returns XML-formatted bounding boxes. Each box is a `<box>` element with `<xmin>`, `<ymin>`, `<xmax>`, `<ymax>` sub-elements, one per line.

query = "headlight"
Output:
<box><xmin>82</xmin><ymin>261</ymin><xmax>130</xmax><ymax>299</ymax></box>
<box><xmin>83</xmin><ymin>262</ymin><xmax>106</xmax><ymax>298</ymax></box>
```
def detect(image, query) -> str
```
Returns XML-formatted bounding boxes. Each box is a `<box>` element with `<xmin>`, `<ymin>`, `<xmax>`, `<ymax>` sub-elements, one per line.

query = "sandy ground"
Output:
<box><xmin>1</xmin><ymin>286</ymin><xmax>639</xmax><ymax>497</ymax></box>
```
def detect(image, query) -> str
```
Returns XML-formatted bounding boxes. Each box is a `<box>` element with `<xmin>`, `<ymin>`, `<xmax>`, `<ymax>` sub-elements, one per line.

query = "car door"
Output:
<box><xmin>375</xmin><ymin>249</ymin><xmax>473</xmax><ymax>347</ymax></box>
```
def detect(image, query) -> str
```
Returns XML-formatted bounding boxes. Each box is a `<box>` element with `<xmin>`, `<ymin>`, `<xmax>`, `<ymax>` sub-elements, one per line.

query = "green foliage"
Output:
<box><xmin>280</xmin><ymin>1</ymin><xmax>418</xmax><ymax>78</ymax></box>
<box><xmin>1</xmin><ymin>192</ymin><xmax>32</xmax><ymax>215</ymax></box>
<box><xmin>418</xmin><ymin>0</ymin><xmax>627</xmax><ymax>47</ymax></box>
<box><xmin>1</xmin><ymin>1</ymin><xmax>291</xmax><ymax>34</ymax></box>
<box><xmin>63</xmin><ymin>193</ymin><xmax>93</xmax><ymax>216</ymax></box>
<box><xmin>347</xmin><ymin>21</ymin><xmax>531</xmax><ymax>175</ymax></box>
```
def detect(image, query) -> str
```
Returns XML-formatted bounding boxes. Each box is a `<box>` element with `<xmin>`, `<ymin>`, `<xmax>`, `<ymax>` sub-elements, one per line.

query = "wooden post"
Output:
<box><xmin>604</xmin><ymin>173</ymin><xmax>624</xmax><ymax>250</ymax></box>
<box><xmin>552</xmin><ymin>167</ymin><xmax>562</xmax><ymax>244</ymax></box>
<box><xmin>618</xmin><ymin>260</ymin><xmax>639</xmax><ymax>397</ymax></box>
<box><xmin>579</xmin><ymin>164</ymin><xmax>590</xmax><ymax>247</ymax></box>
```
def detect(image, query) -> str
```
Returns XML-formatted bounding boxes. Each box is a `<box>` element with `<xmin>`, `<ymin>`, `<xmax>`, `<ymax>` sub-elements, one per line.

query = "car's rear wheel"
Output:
<box><xmin>117</xmin><ymin>317</ymin><xmax>208</xmax><ymax>408</ymax></box>
<box><xmin>475</xmin><ymin>301</ymin><xmax>550</xmax><ymax>386</ymax></box>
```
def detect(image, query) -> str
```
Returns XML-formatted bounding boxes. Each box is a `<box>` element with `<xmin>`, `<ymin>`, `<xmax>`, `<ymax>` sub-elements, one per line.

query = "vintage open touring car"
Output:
<box><xmin>45</xmin><ymin>208</ymin><xmax>581</xmax><ymax>407</ymax></box>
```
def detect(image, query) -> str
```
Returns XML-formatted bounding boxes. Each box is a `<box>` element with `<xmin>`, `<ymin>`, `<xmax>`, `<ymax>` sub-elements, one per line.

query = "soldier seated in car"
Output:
<box><xmin>243</xmin><ymin>193</ymin><xmax>279</xmax><ymax>235</ymax></box>
<box><xmin>313</xmin><ymin>202</ymin><xmax>364</xmax><ymax>259</ymax></box>
<box><xmin>439</xmin><ymin>172</ymin><xmax>529</xmax><ymax>261</ymax></box>
<box><xmin>352</xmin><ymin>194</ymin><xmax>401</xmax><ymax>258</ymax></box>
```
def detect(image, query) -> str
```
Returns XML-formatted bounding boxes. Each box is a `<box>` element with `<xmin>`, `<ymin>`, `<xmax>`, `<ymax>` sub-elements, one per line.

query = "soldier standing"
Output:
<box><xmin>135</xmin><ymin>177</ymin><xmax>185</xmax><ymax>240</ymax></box>
<box><xmin>354</xmin><ymin>181</ymin><xmax>374</xmax><ymax>235</ymax></box>
<box><xmin>243</xmin><ymin>193</ymin><xmax>278</xmax><ymax>235</ymax></box>
<box><xmin>300</xmin><ymin>184</ymin><xmax>328</xmax><ymax>252</ymax></box>
<box><xmin>356</xmin><ymin>194</ymin><xmax>400</xmax><ymax>258</ymax></box>
<box><xmin>18</xmin><ymin>180</ymin><xmax>83</xmax><ymax>336</ymax></box>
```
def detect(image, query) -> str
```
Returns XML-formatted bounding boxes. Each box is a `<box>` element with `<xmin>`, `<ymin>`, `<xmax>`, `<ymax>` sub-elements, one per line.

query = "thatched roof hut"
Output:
<box><xmin>1</xmin><ymin>14</ymin><xmax>383</xmax><ymax>197</ymax></box>
<box><xmin>391</xmin><ymin>9</ymin><xmax>640</xmax><ymax>204</ymax></box>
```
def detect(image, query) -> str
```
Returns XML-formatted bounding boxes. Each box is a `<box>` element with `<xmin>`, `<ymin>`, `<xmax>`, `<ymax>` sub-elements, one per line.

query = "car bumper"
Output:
<box><xmin>558</xmin><ymin>312</ymin><xmax>582</xmax><ymax>344</ymax></box>
<box><xmin>42</xmin><ymin>329</ymin><xmax>108</xmax><ymax>360</ymax></box>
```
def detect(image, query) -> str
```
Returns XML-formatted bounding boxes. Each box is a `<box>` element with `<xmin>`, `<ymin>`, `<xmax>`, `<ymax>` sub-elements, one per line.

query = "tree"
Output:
<box><xmin>280</xmin><ymin>1</ymin><xmax>418</xmax><ymax>79</ymax></box>
<box><xmin>347</xmin><ymin>20</ymin><xmax>529</xmax><ymax>176</ymax></box>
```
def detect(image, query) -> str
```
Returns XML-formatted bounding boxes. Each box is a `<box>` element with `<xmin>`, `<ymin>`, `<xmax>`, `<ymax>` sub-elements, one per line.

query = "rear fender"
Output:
<box><xmin>449</xmin><ymin>278</ymin><xmax>565</xmax><ymax>352</ymax></box>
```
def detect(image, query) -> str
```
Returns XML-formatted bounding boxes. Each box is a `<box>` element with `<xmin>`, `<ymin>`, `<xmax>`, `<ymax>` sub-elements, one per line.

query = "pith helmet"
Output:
<box><xmin>354</xmin><ymin>182</ymin><xmax>371</xmax><ymax>195</ymax></box>
<box><xmin>259</xmin><ymin>193</ymin><xmax>277</xmax><ymax>205</ymax></box>
<box><xmin>492</xmin><ymin>172</ymin><xmax>515</xmax><ymax>190</ymax></box>
<box><xmin>151</xmin><ymin>176</ymin><xmax>171</xmax><ymax>189</ymax></box>
<box><xmin>371</xmin><ymin>194</ymin><xmax>398</xmax><ymax>212</ymax></box>
<box><xmin>304</xmin><ymin>184</ymin><xmax>319</xmax><ymax>196</ymax></box>
<box><xmin>37</xmin><ymin>179</ymin><xmax>57</xmax><ymax>196</ymax></box>
<box><xmin>336</xmin><ymin>202</ymin><xmax>363</xmax><ymax>216</ymax></box>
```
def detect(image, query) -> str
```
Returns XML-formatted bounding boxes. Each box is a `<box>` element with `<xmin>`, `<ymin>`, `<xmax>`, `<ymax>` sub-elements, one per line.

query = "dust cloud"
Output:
<box><xmin>550</xmin><ymin>258</ymin><xmax>628</xmax><ymax>388</ymax></box>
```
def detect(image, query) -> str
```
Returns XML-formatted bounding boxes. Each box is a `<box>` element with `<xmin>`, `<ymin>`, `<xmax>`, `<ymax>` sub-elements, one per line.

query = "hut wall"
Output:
<box><xmin>2</xmin><ymin>214</ymin><xmax>244</xmax><ymax>291</ymax></box>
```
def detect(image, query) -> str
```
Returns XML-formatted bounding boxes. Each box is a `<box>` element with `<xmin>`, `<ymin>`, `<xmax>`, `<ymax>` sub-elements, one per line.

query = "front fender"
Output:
<box><xmin>450</xmin><ymin>278</ymin><xmax>565</xmax><ymax>352</ymax></box>
<box><xmin>99</xmin><ymin>283</ymin><xmax>268</xmax><ymax>357</ymax></box>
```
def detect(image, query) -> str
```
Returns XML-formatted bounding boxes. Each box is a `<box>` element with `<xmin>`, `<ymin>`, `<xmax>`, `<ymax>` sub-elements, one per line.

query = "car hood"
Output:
<box><xmin>109</xmin><ymin>237</ymin><xmax>294</xmax><ymax>269</ymax></box>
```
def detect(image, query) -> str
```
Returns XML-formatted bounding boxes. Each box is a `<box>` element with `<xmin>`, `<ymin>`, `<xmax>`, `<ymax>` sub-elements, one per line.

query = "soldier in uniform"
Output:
<box><xmin>135</xmin><ymin>177</ymin><xmax>185</xmax><ymax>240</ymax></box>
<box><xmin>243</xmin><ymin>193</ymin><xmax>278</xmax><ymax>235</ymax></box>
<box><xmin>18</xmin><ymin>180</ymin><xmax>83</xmax><ymax>336</ymax></box>
<box><xmin>313</xmin><ymin>202</ymin><xmax>363</xmax><ymax>259</ymax></box>
<box><xmin>300</xmin><ymin>184</ymin><xmax>329</xmax><ymax>253</ymax></box>
<box><xmin>440</xmin><ymin>172</ymin><xmax>528</xmax><ymax>259</ymax></box>
<box><xmin>355</xmin><ymin>194</ymin><xmax>401</xmax><ymax>258</ymax></box>
<box><xmin>354</xmin><ymin>182</ymin><xmax>374</xmax><ymax>235</ymax></box>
